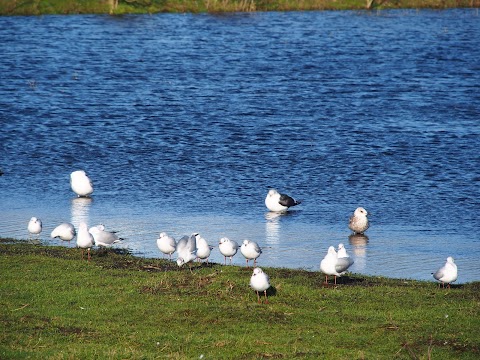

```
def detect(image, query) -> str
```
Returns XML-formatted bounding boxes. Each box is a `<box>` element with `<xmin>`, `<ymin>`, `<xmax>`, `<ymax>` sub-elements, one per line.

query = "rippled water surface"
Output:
<box><xmin>1</xmin><ymin>9</ymin><xmax>479</xmax><ymax>282</ymax></box>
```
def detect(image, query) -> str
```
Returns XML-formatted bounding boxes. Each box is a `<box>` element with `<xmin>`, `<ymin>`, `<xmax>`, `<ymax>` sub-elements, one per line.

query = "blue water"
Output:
<box><xmin>1</xmin><ymin>9</ymin><xmax>479</xmax><ymax>282</ymax></box>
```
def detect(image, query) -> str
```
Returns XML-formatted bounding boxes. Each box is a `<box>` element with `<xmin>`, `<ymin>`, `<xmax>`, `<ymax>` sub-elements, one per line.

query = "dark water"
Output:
<box><xmin>1</xmin><ymin>9</ymin><xmax>479</xmax><ymax>282</ymax></box>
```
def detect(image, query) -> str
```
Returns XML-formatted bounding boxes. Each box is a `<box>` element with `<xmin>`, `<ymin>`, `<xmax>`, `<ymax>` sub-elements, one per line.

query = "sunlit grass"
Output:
<box><xmin>1</xmin><ymin>239</ymin><xmax>479</xmax><ymax>358</ymax></box>
<box><xmin>1</xmin><ymin>0</ymin><xmax>479</xmax><ymax>16</ymax></box>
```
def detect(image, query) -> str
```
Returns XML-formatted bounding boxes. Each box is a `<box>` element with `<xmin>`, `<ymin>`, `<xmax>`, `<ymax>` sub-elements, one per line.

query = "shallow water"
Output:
<box><xmin>1</xmin><ymin>9</ymin><xmax>479</xmax><ymax>282</ymax></box>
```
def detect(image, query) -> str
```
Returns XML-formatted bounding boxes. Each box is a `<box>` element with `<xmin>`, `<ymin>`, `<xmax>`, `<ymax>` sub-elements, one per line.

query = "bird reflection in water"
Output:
<box><xmin>71</xmin><ymin>197</ymin><xmax>93</xmax><ymax>239</ymax></box>
<box><xmin>348</xmin><ymin>233</ymin><xmax>369</xmax><ymax>271</ymax></box>
<box><xmin>264</xmin><ymin>212</ymin><xmax>281</xmax><ymax>245</ymax></box>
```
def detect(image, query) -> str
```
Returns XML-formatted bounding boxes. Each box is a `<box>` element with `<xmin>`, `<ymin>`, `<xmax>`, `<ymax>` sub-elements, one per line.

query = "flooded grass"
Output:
<box><xmin>1</xmin><ymin>0</ymin><xmax>479</xmax><ymax>16</ymax></box>
<box><xmin>1</xmin><ymin>239</ymin><xmax>479</xmax><ymax>358</ymax></box>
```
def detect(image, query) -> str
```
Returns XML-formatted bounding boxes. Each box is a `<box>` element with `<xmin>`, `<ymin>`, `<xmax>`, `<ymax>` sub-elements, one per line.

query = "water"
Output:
<box><xmin>1</xmin><ymin>9</ymin><xmax>479</xmax><ymax>283</ymax></box>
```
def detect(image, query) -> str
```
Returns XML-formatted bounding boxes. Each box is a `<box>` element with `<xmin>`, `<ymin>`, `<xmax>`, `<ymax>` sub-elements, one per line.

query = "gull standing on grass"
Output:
<box><xmin>88</xmin><ymin>224</ymin><xmax>121</xmax><ymax>247</ymax></box>
<box><xmin>432</xmin><ymin>256</ymin><xmax>458</xmax><ymax>289</ymax></box>
<box><xmin>337</xmin><ymin>243</ymin><xmax>354</xmax><ymax>267</ymax></box>
<box><xmin>320</xmin><ymin>246</ymin><xmax>352</xmax><ymax>285</ymax></box>
<box><xmin>70</xmin><ymin>170</ymin><xmax>93</xmax><ymax>197</ymax></box>
<box><xmin>28</xmin><ymin>217</ymin><xmax>42</xmax><ymax>239</ymax></box>
<box><xmin>195</xmin><ymin>233</ymin><xmax>213</xmax><ymax>263</ymax></box>
<box><xmin>176</xmin><ymin>234</ymin><xmax>197</xmax><ymax>268</ymax></box>
<box><xmin>240</xmin><ymin>239</ymin><xmax>262</xmax><ymax>267</ymax></box>
<box><xmin>265</xmin><ymin>189</ymin><xmax>301</xmax><ymax>213</ymax></box>
<box><xmin>250</xmin><ymin>267</ymin><xmax>271</xmax><ymax>304</ymax></box>
<box><xmin>219</xmin><ymin>237</ymin><xmax>239</xmax><ymax>265</ymax></box>
<box><xmin>77</xmin><ymin>222</ymin><xmax>94</xmax><ymax>261</ymax></box>
<box><xmin>348</xmin><ymin>207</ymin><xmax>369</xmax><ymax>234</ymax></box>
<box><xmin>156</xmin><ymin>232</ymin><xmax>176</xmax><ymax>260</ymax></box>
<box><xmin>51</xmin><ymin>222</ymin><xmax>76</xmax><ymax>241</ymax></box>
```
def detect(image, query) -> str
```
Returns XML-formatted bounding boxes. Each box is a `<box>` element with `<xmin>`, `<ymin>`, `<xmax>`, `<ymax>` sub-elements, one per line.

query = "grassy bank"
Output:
<box><xmin>1</xmin><ymin>238</ymin><xmax>479</xmax><ymax>359</ymax></box>
<box><xmin>1</xmin><ymin>0</ymin><xmax>480</xmax><ymax>16</ymax></box>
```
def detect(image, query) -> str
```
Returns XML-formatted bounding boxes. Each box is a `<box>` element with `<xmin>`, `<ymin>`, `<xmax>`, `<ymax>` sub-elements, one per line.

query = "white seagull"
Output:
<box><xmin>28</xmin><ymin>217</ymin><xmax>42</xmax><ymax>239</ymax></box>
<box><xmin>337</xmin><ymin>243</ymin><xmax>354</xmax><ymax>265</ymax></box>
<box><xmin>195</xmin><ymin>233</ymin><xmax>213</xmax><ymax>263</ymax></box>
<box><xmin>219</xmin><ymin>237</ymin><xmax>239</xmax><ymax>265</ymax></box>
<box><xmin>432</xmin><ymin>256</ymin><xmax>458</xmax><ymax>289</ymax></box>
<box><xmin>320</xmin><ymin>246</ymin><xmax>352</xmax><ymax>285</ymax></box>
<box><xmin>250</xmin><ymin>267</ymin><xmax>271</xmax><ymax>304</ymax></box>
<box><xmin>70</xmin><ymin>170</ymin><xmax>93</xmax><ymax>197</ymax></box>
<box><xmin>337</xmin><ymin>243</ymin><xmax>354</xmax><ymax>275</ymax></box>
<box><xmin>240</xmin><ymin>239</ymin><xmax>262</xmax><ymax>267</ymax></box>
<box><xmin>156</xmin><ymin>232</ymin><xmax>176</xmax><ymax>260</ymax></box>
<box><xmin>265</xmin><ymin>189</ymin><xmax>301</xmax><ymax>213</ymax></box>
<box><xmin>77</xmin><ymin>222</ymin><xmax>94</xmax><ymax>261</ymax></box>
<box><xmin>176</xmin><ymin>234</ymin><xmax>197</xmax><ymax>268</ymax></box>
<box><xmin>88</xmin><ymin>224</ymin><xmax>121</xmax><ymax>247</ymax></box>
<box><xmin>348</xmin><ymin>207</ymin><xmax>369</xmax><ymax>234</ymax></box>
<box><xmin>51</xmin><ymin>222</ymin><xmax>76</xmax><ymax>241</ymax></box>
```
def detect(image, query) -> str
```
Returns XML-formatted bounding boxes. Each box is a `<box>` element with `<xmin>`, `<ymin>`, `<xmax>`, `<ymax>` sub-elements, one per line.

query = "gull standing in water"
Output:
<box><xmin>219</xmin><ymin>237</ymin><xmax>239</xmax><ymax>265</ymax></box>
<box><xmin>51</xmin><ymin>222</ymin><xmax>76</xmax><ymax>241</ymax></box>
<box><xmin>156</xmin><ymin>232</ymin><xmax>176</xmax><ymax>260</ymax></box>
<box><xmin>77</xmin><ymin>222</ymin><xmax>94</xmax><ymax>261</ymax></box>
<box><xmin>195</xmin><ymin>233</ymin><xmax>213</xmax><ymax>263</ymax></box>
<box><xmin>88</xmin><ymin>224</ymin><xmax>121</xmax><ymax>247</ymax></box>
<box><xmin>265</xmin><ymin>189</ymin><xmax>301</xmax><ymax>213</ymax></box>
<box><xmin>432</xmin><ymin>257</ymin><xmax>458</xmax><ymax>289</ymax></box>
<box><xmin>28</xmin><ymin>217</ymin><xmax>42</xmax><ymax>240</ymax></box>
<box><xmin>348</xmin><ymin>207</ymin><xmax>369</xmax><ymax>234</ymax></box>
<box><xmin>176</xmin><ymin>234</ymin><xmax>197</xmax><ymax>269</ymax></box>
<box><xmin>240</xmin><ymin>239</ymin><xmax>262</xmax><ymax>267</ymax></box>
<box><xmin>250</xmin><ymin>267</ymin><xmax>271</xmax><ymax>304</ymax></box>
<box><xmin>70</xmin><ymin>170</ymin><xmax>93</xmax><ymax>197</ymax></box>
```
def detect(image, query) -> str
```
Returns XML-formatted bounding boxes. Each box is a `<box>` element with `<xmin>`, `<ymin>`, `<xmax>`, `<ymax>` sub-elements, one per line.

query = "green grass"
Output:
<box><xmin>1</xmin><ymin>0</ymin><xmax>479</xmax><ymax>16</ymax></box>
<box><xmin>1</xmin><ymin>238</ymin><xmax>479</xmax><ymax>359</ymax></box>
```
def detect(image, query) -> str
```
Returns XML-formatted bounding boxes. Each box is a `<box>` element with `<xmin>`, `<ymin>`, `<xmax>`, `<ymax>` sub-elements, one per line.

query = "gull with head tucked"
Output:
<box><xmin>70</xmin><ymin>170</ymin><xmax>93</xmax><ymax>197</ymax></box>
<box><xmin>250</xmin><ymin>267</ymin><xmax>271</xmax><ymax>304</ymax></box>
<box><xmin>156</xmin><ymin>232</ymin><xmax>176</xmax><ymax>260</ymax></box>
<box><xmin>219</xmin><ymin>237</ymin><xmax>239</xmax><ymax>265</ymax></box>
<box><xmin>176</xmin><ymin>234</ymin><xmax>197</xmax><ymax>268</ymax></box>
<box><xmin>265</xmin><ymin>189</ymin><xmax>301</xmax><ymax>213</ymax></box>
<box><xmin>432</xmin><ymin>256</ymin><xmax>458</xmax><ymax>289</ymax></box>
<box><xmin>51</xmin><ymin>222</ymin><xmax>76</xmax><ymax>241</ymax></box>
<box><xmin>240</xmin><ymin>239</ymin><xmax>262</xmax><ymax>267</ymax></box>
<box><xmin>348</xmin><ymin>207</ymin><xmax>369</xmax><ymax>234</ymax></box>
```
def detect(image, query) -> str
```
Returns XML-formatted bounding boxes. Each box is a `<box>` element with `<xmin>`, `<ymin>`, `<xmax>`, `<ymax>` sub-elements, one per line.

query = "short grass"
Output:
<box><xmin>1</xmin><ymin>238</ymin><xmax>479</xmax><ymax>359</ymax></box>
<box><xmin>1</xmin><ymin>0</ymin><xmax>479</xmax><ymax>16</ymax></box>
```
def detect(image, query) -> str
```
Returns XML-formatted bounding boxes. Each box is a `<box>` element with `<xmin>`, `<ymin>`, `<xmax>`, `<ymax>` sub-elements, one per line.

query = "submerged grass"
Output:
<box><xmin>1</xmin><ymin>0</ymin><xmax>479</xmax><ymax>16</ymax></box>
<box><xmin>1</xmin><ymin>238</ymin><xmax>479</xmax><ymax>359</ymax></box>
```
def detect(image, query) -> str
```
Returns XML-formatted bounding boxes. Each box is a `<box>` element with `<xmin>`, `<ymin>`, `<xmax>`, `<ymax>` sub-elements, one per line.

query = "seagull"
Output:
<box><xmin>218</xmin><ymin>237</ymin><xmax>239</xmax><ymax>265</ymax></box>
<box><xmin>51</xmin><ymin>222</ymin><xmax>76</xmax><ymax>241</ymax></box>
<box><xmin>240</xmin><ymin>239</ymin><xmax>262</xmax><ymax>267</ymax></box>
<box><xmin>176</xmin><ymin>234</ymin><xmax>197</xmax><ymax>268</ymax></box>
<box><xmin>348</xmin><ymin>207</ymin><xmax>369</xmax><ymax>234</ymax></box>
<box><xmin>195</xmin><ymin>233</ymin><xmax>213</xmax><ymax>263</ymax></box>
<box><xmin>250</xmin><ymin>267</ymin><xmax>271</xmax><ymax>304</ymax></box>
<box><xmin>77</xmin><ymin>222</ymin><xmax>94</xmax><ymax>261</ymax></box>
<box><xmin>432</xmin><ymin>257</ymin><xmax>458</xmax><ymax>289</ymax></box>
<box><xmin>70</xmin><ymin>170</ymin><xmax>93</xmax><ymax>197</ymax></box>
<box><xmin>156</xmin><ymin>232</ymin><xmax>176</xmax><ymax>260</ymax></box>
<box><xmin>320</xmin><ymin>246</ymin><xmax>351</xmax><ymax>285</ymax></box>
<box><xmin>337</xmin><ymin>243</ymin><xmax>354</xmax><ymax>275</ymax></box>
<box><xmin>88</xmin><ymin>224</ymin><xmax>121</xmax><ymax>247</ymax></box>
<box><xmin>27</xmin><ymin>217</ymin><xmax>42</xmax><ymax>239</ymax></box>
<box><xmin>265</xmin><ymin>189</ymin><xmax>301</xmax><ymax>213</ymax></box>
